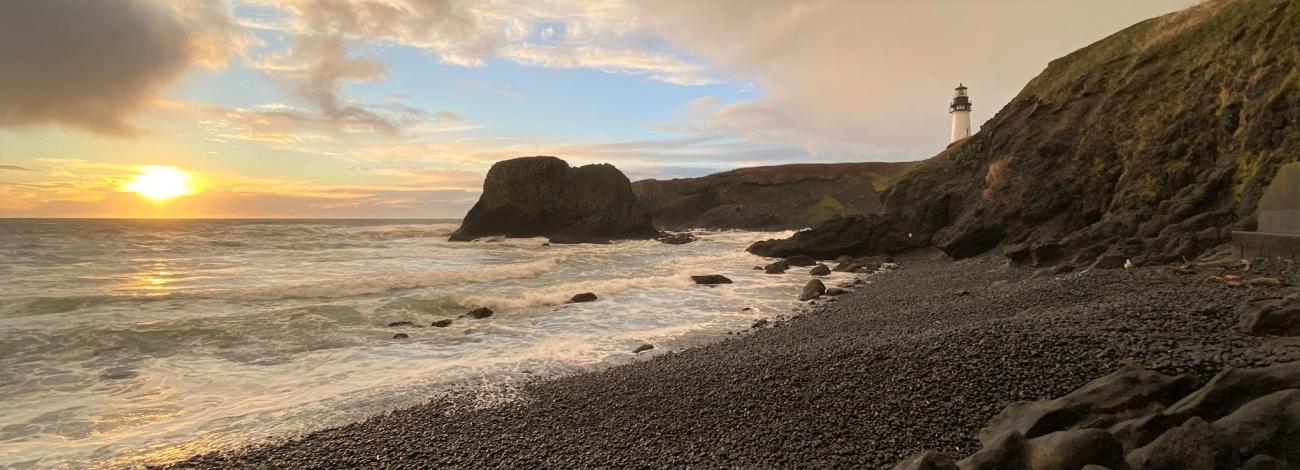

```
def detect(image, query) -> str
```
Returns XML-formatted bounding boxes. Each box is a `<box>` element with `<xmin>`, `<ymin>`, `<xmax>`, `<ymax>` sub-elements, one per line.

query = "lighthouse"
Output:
<box><xmin>949</xmin><ymin>83</ymin><xmax>972</xmax><ymax>143</ymax></box>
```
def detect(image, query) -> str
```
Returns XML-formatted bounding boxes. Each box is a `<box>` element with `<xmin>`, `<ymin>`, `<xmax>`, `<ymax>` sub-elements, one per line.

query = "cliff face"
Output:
<box><xmin>752</xmin><ymin>0</ymin><xmax>1300</xmax><ymax>267</ymax></box>
<box><xmin>450</xmin><ymin>156</ymin><xmax>656</xmax><ymax>244</ymax></box>
<box><xmin>632</xmin><ymin>162</ymin><xmax>917</xmax><ymax>231</ymax></box>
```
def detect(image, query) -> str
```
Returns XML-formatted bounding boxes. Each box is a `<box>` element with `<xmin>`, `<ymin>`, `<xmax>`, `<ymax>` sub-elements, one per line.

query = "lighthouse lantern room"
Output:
<box><xmin>950</xmin><ymin>83</ymin><xmax>972</xmax><ymax>143</ymax></box>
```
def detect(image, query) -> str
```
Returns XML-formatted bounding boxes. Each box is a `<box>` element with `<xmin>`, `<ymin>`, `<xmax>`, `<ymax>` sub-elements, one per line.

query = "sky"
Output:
<box><xmin>0</xmin><ymin>0</ymin><xmax>1197</xmax><ymax>219</ymax></box>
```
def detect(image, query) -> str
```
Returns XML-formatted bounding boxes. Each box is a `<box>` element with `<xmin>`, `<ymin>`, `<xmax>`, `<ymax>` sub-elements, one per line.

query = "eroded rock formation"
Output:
<box><xmin>450</xmin><ymin>156</ymin><xmax>656</xmax><ymax>244</ymax></box>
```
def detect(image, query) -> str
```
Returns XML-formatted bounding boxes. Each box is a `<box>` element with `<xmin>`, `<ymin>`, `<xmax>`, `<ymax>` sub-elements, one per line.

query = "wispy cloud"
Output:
<box><xmin>0</xmin><ymin>165</ymin><xmax>34</xmax><ymax>171</ymax></box>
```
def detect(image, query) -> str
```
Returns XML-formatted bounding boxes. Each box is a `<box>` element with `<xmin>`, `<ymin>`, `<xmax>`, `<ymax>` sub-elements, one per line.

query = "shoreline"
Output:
<box><xmin>165</xmin><ymin>252</ymin><xmax>1299</xmax><ymax>468</ymax></box>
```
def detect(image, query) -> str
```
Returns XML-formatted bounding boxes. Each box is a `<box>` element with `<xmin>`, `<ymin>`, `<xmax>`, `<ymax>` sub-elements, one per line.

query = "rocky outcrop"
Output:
<box><xmin>1238</xmin><ymin>290</ymin><xmax>1300</xmax><ymax>336</ymax></box>
<box><xmin>450</xmin><ymin>156</ymin><xmax>656</xmax><ymax>244</ymax></box>
<box><xmin>633</xmin><ymin>162</ymin><xmax>917</xmax><ymax>231</ymax></box>
<box><xmin>753</xmin><ymin>0</ymin><xmax>1300</xmax><ymax>266</ymax></box>
<box><xmin>892</xmin><ymin>361</ymin><xmax>1300</xmax><ymax>470</ymax></box>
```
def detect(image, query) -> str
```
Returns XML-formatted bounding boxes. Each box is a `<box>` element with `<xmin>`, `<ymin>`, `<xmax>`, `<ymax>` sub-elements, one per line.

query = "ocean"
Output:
<box><xmin>0</xmin><ymin>219</ymin><xmax>856</xmax><ymax>467</ymax></box>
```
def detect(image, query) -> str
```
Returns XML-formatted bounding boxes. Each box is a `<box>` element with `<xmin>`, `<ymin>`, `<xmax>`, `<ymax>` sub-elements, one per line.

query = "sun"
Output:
<box><xmin>122</xmin><ymin>166</ymin><xmax>198</xmax><ymax>202</ymax></box>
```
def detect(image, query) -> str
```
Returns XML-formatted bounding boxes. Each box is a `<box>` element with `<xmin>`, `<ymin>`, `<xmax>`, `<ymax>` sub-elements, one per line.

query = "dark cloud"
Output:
<box><xmin>0</xmin><ymin>0</ymin><xmax>197</xmax><ymax>135</ymax></box>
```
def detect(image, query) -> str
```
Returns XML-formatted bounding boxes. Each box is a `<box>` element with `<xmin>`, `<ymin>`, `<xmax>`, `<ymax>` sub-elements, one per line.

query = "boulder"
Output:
<box><xmin>978</xmin><ymin>366</ymin><xmax>1197</xmax><ymax>445</ymax></box>
<box><xmin>958</xmin><ymin>431</ymin><xmax>1027</xmax><ymax>470</ymax></box>
<box><xmin>567</xmin><ymin>292</ymin><xmax>598</xmax><ymax>303</ymax></box>
<box><xmin>890</xmin><ymin>450</ymin><xmax>957</xmax><ymax>470</ymax></box>
<box><xmin>430</xmin><ymin>319</ymin><xmax>453</xmax><ymax>328</ymax></box>
<box><xmin>764</xmin><ymin>260</ymin><xmax>789</xmax><ymax>274</ymax></box>
<box><xmin>1126</xmin><ymin>417</ymin><xmax>1229</xmax><ymax>470</ymax></box>
<box><xmin>449</xmin><ymin>156</ymin><xmax>656</xmax><ymax>244</ymax></box>
<box><xmin>799</xmin><ymin>279</ymin><xmax>826</xmax><ymax>301</ymax></box>
<box><xmin>810</xmin><ymin>264</ymin><xmax>831</xmax><ymax>276</ymax></box>
<box><xmin>632</xmin><ymin>344</ymin><xmax>654</xmax><ymax>354</ymax></box>
<box><xmin>825</xmin><ymin>287</ymin><xmax>846</xmax><ymax>296</ymax></box>
<box><xmin>1210</xmin><ymin>389</ymin><xmax>1300</xmax><ymax>463</ymax></box>
<box><xmin>1023</xmin><ymin>429</ymin><xmax>1128</xmax><ymax>470</ymax></box>
<box><xmin>691</xmin><ymin>275</ymin><xmax>733</xmax><ymax>285</ymax></box>
<box><xmin>461</xmin><ymin>307</ymin><xmax>494</xmax><ymax>319</ymax></box>
<box><xmin>1237</xmin><ymin>292</ymin><xmax>1300</xmax><ymax>336</ymax></box>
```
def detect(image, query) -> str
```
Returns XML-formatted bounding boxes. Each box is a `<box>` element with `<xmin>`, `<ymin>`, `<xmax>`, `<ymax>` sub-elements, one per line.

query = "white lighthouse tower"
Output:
<box><xmin>949</xmin><ymin>83</ymin><xmax>972</xmax><ymax>143</ymax></box>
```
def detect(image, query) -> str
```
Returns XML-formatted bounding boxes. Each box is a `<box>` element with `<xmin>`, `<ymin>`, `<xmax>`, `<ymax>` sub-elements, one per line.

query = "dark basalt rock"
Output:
<box><xmin>567</xmin><ymin>292</ymin><xmax>598</xmax><ymax>303</ymax></box>
<box><xmin>1238</xmin><ymin>292</ymin><xmax>1300</xmax><ymax>336</ymax></box>
<box><xmin>430</xmin><ymin>319</ymin><xmax>453</xmax><ymax>328</ymax></box>
<box><xmin>809</xmin><ymin>264</ymin><xmax>831</xmax><ymax>276</ymax></box>
<box><xmin>691</xmin><ymin>275</ymin><xmax>732</xmax><ymax>285</ymax></box>
<box><xmin>450</xmin><ymin>156</ymin><xmax>656</xmax><ymax>244</ymax></box>
<box><xmin>655</xmin><ymin>232</ymin><xmax>697</xmax><ymax>245</ymax></box>
<box><xmin>632</xmin><ymin>344</ymin><xmax>654</xmax><ymax>354</ymax></box>
<box><xmin>386</xmin><ymin>321</ymin><xmax>417</xmax><ymax>328</ymax></box>
<box><xmin>895</xmin><ymin>360</ymin><xmax>1300</xmax><ymax>470</ymax></box>
<box><xmin>461</xmin><ymin>307</ymin><xmax>494</xmax><ymax>319</ymax></box>
<box><xmin>763</xmin><ymin>260</ymin><xmax>789</xmax><ymax>274</ymax></box>
<box><xmin>392</xmin><ymin>333</ymin><xmax>409</xmax><ymax>340</ymax></box>
<box><xmin>799</xmin><ymin>279</ymin><xmax>826</xmax><ymax>301</ymax></box>
<box><xmin>752</xmin><ymin>0</ymin><xmax>1300</xmax><ymax>266</ymax></box>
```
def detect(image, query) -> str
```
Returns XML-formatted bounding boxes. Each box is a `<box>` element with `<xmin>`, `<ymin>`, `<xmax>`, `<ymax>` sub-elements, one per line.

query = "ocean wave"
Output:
<box><xmin>189</xmin><ymin>255</ymin><xmax>567</xmax><ymax>301</ymax></box>
<box><xmin>446</xmin><ymin>271</ymin><xmax>699</xmax><ymax>311</ymax></box>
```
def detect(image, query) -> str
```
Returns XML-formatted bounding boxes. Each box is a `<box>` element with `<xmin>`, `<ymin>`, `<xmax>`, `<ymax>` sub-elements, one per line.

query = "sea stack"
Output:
<box><xmin>450</xmin><ymin>156</ymin><xmax>657</xmax><ymax>244</ymax></box>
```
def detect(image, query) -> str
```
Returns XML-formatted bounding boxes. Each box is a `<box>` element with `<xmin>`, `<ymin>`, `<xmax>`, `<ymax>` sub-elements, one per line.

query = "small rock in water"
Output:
<box><xmin>99</xmin><ymin>368</ymin><xmax>138</xmax><ymax>381</ymax></box>
<box><xmin>655</xmin><ymin>232</ymin><xmax>697</xmax><ymax>245</ymax></box>
<box><xmin>799</xmin><ymin>279</ymin><xmax>826</xmax><ymax>301</ymax></box>
<box><xmin>741</xmin><ymin>307</ymin><xmax>753</xmax><ymax>311</ymax></box>
<box><xmin>567</xmin><ymin>292</ymin><xmax>598</xmax><ymax>303</ymax></box>
<box><xmin>430</xmin><ymin>319</ymin><xmax>453</xmax><ymax>328</ymax></box>
<box><xmin>632</xmin><ymin>344</ymin><xmax>654</xmax><ymax>353</ymax></box>
<box><xmin>764</xmin><ymin>260</ymin><xmax>789</xmax><ymax>274</ymax></box>
<box><xmin>392</xmin><ymin>333</ymin><xmax>409</xmax><ymax>339</ymax></box>
<box><xmin>825</xmin><ymin>287</ymin><xmax>846</xmax><ymax>296</ymax></box>
<box><xmin>386</xmin><ymin>321</ymin><xmax>417</xmax><ymax>328</ymax></box>
<box><xmin>810</xmin><ymin>264</ymin><xmax>831</xmax><ymax>276</ymax></box>
<box><xmin>461</xmin><ymin>307</ymin><xmax>494</xmax><ymax>319</ymax></box>
<box><xmin>785</xmin><ymin>255</ymin><xmax>817</xmax><ymax>267</ymax></box>
<box><xmin>752</xmin><ymin>319</ymin><xmax>769</xmax><ymax>329</ymax></box>
<box><xmin>753</xmin><ymin>266</ymin><xmax>763</xmax><ymax>270</ymax></box>
<box><xmin>691</xmin><ymin>274</ymin><xmax>733</xmax><ymax>285</ymax></box>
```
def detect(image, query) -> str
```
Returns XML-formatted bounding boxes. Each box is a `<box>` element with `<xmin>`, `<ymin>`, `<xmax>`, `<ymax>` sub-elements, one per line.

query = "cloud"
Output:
<box><xmin>0</xmin><ymin>0</ymin><xmax>246</xmax><ymax>135</ymax></box>
<box><xmin>503</xmin><ymin>44</ymin><xmax>715</xmax><ymax>85</ymax></box>
<box><xmin>636</xmin><ymin>0</ymin><xmax>1199</xmax><ymax>160</ymax></box>
<box><xmin>246</xmin><ymin>0</ymin><xmax>710</xmax><ymax>85</ymax></box>
<box><xmin>254</xmin><ymin>34</ymin><xmax>422</xmax><ymax>135</ymax></box>
<box><xmin>0</xmin><ymin>165</ymin><xmax>34</xmax><ymax>171</ymax></box>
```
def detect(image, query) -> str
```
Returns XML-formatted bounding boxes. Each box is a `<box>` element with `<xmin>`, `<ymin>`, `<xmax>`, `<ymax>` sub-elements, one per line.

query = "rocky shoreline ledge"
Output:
<box><xmin>162</xmin><ymin>252</ymin><xmax>1299</xmax><ymax>469</ymax></box>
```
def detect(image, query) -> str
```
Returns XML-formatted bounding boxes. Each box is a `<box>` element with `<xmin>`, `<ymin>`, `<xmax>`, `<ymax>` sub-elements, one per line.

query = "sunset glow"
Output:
<box><xmin>121</xmin><ymin>166</ymin><xmax>197</xmax><ymax>202</ymax></box>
